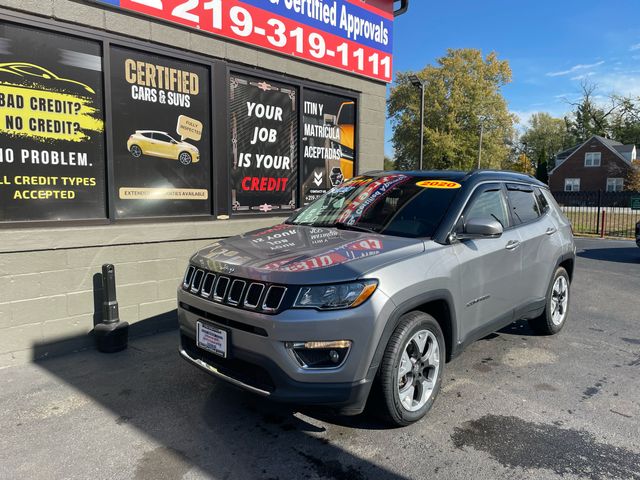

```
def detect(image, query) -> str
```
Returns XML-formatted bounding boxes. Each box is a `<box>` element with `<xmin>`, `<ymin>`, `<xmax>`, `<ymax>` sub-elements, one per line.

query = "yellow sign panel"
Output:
<box><xmin>176</xmin><ymin>115</ymin><xmax>203</xmax><ymax>142</ymax></box>
<box><xmin>416</xmin><ymin>180</ymin><xmax>462</xmax><ymax>189</ymax></box>
<box><xmin>119</xmin><ymin>187</ymin><xmax>208</xmax><ymax>200</ymax></box>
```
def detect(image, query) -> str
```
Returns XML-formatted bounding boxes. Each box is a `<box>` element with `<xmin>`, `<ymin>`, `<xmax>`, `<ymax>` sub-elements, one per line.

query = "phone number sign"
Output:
<box><xmin>90</xmin><ymin>0</ymin><xmax>394</xmax><ymax>82</ymax></box>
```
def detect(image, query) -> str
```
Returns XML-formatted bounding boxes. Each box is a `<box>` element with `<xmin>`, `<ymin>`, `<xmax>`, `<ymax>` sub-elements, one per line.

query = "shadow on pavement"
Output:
<box><xmin>31</xmin><ymin>317</ymin><xmax>408</xmax><ymax>480</ymax></box>
<box><xmin>577</xmin><ymin>247</ymin><xmax>640</xmax><ymax>264</ymax></box>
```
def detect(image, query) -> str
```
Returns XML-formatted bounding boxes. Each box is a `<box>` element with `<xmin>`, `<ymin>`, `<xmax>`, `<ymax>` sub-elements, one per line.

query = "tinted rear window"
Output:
<box><xmin>506</xmin><ymin>185</ymin><xmax>541</xmax><ymax>225</ymax></box>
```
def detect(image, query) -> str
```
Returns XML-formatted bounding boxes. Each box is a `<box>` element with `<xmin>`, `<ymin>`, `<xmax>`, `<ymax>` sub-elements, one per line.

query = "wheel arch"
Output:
<box><xmin>367</xmin><ymin>291</ymin><xmax>458</xmax><ymax>383</ymax></box>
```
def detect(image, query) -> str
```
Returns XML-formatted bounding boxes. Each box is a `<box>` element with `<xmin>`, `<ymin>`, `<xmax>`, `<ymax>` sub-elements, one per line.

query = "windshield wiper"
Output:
<box><xmin>334</xmin><ymin>222</ymin><xmax>379</xmax><ymax>234</ymax></box>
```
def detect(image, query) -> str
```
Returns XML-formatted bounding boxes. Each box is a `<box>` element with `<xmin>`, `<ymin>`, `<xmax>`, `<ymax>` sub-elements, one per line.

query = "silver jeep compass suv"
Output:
<box><xmin>178</xmin><ymin>170</ymin><xmax>575</xmax><ymax>426</ymax></box>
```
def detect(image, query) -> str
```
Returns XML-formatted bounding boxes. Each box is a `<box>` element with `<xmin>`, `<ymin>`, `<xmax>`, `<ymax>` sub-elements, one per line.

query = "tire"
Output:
<box><xmin>178</xmin><ymin>151</ymin><xmax>192</xmax><ymax>165</ymax></box>
<box><xmin>528</xmin><ymin>266</ymin><xmax>570</xmax><ymax>335</ymax></box>
<box><xmin>130</xmin><ymin>145</ymin><xmax>142</xmax><ymax>158</ymax></box>
<box><xmin>375</xmin><ymin>311</ymin><xmax>445</xmax><ymax>427</ymax></box>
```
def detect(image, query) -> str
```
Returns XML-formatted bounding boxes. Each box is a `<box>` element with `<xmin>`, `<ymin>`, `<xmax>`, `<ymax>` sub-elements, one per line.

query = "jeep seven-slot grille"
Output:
<box><xmin>182</xmin><ymin>266</ymin><xmax>288</xmax><ymax>314</ymax></box>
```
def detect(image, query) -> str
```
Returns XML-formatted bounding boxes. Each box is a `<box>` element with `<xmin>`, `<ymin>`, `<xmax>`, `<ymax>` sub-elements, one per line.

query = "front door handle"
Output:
<box><xmin>505</xmin><ymin>240</ymin><xmax>520</xmax><ymax>251</ymax></box>
<box><xmin>546</xmin><ymin>227</ymin><xmax>557</xmax><ymax>236</ymax></box>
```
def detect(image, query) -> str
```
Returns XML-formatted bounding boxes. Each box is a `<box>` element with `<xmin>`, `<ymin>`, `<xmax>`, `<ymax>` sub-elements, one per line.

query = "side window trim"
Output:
<box><xmin>505</xmin><ymin>183</ymin><xmax>544</xmax><ymax>227</ymax></box>
<box><xmin>455</xmin><ymin>182</ymin><xmax>510</xmax><ymax>233</ymax></box>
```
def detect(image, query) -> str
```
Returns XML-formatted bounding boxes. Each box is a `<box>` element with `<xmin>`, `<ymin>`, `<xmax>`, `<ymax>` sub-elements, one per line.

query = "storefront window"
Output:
<box><xmin>0</xmin><ymin>23</ymin><xmax>106</xmax><ymax>222</ymax></box>
<box><xmin>301</xmin><ymin>90</ymin><xmax>357</xmax><ymax>205</ymax></box>
<box><xmin>229</xmin><ymin>73</ymin><xmax>298</xmax><ymax>214</ymax></box>
<box><xmin>109</xmin><ymin>46</ymin><xmax>212</xmax><ymax>218</ymax></box>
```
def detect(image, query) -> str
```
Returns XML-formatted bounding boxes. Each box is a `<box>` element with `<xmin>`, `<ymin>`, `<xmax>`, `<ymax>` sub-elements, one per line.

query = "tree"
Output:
<box><xmin>565</xmin><ymin>82</ymin><xmax>619</xmax><ymax>142</ymax></box>
<box><xmin>626</xmin><ymin>160</ymin><xmax>640</xmax><ymax>192</ymax></box>
<box><xmin>388</xmin><ymin>49</ymin><xmax>515</xmax><ymax>171</ymax></box>
<box><xmin>611</xmin><ymin>96</ymin><xmax>640</xmax><ymax>146</ymax></box>
<box><xmin>383</xmin><ymin>155</ymin><xmax>396</xmax><ymax>170</ymax></box>
<box><xmin>520</xmin><ymin>113</ymin><xmax>569</xmax><ymax>163</ymax></box>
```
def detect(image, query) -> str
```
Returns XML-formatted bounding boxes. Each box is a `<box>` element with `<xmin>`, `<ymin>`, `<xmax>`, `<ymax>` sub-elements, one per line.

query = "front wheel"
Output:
<box><xmin>130</xmin><ymin>145</ymin><xmax>142</xmax><ymax>158</ymax></box>
<box><xmin>375</xmin><ymin>311</ymin><xmax>445</xmax><ymax>427</ymax></box>
<box><xmin>529</xmin><ymin>266</ymin><xmax>570</xmax><ymax>335</ymax></box>
<box><xmin>178</xmin><ymin>151</ymin><xmax>193</xmax><ymax>165</ymax></box>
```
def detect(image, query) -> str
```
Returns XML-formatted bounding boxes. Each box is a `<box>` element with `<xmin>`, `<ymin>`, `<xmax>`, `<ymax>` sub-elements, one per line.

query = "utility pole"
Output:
<box><xmin>477</xmin><ymin>120</ymin><xmax>484</xmax><ymax>169</ymax></box>
<box><xmin>409</xmin><ymin>75</ymin><xmax>426</xmax><ymax>170</ymax></box>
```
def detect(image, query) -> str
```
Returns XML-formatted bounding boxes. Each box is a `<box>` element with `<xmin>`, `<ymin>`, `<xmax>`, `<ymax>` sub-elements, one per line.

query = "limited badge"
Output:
<box><xmin>416</xmin><ymin>180</ymin><xmax>462</xmax><ymax>189</ymax></box>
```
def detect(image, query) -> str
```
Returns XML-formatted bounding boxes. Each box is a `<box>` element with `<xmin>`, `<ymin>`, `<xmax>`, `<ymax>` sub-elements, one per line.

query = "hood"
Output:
<box><xmin>190</xmin><ymin>223</ymin><xmax>425</xmax><ymax>284</ymax></box>
<box><xmin>179</xmin><ymin>141</ymin><xmax>197</xmax><ymax>151</ymax></box>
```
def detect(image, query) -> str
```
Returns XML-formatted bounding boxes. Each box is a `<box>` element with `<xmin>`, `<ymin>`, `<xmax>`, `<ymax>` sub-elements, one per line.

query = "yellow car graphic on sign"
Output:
<box><xmin>127</xmin><ymin>130</ymin><xmax>200</xmax><ymax>165</ymax></box>
<box><xmin>0</xmin><ymin>62</ymin><xmax>95</xmax><ymax>94</ymax></box>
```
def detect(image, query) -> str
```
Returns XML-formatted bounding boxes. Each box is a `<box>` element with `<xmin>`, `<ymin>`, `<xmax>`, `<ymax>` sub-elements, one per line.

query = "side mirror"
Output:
<box><xmin>459</xmin><ymin>217</ymin><xmax>503</xmax><ymax>239</ymax></box>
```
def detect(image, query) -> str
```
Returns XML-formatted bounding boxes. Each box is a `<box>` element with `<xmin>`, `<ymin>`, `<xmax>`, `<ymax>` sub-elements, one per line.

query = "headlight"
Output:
<box><xmin>293</xmin><ymin>280</ymin><xmax>377</xmax><ymax>310</ymax></box>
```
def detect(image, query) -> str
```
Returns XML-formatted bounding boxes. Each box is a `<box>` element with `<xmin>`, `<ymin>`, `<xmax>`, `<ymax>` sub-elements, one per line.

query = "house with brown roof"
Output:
<box><xmin>549</xmin><ymin>135</ymin><xmax>635</xmax><ymax>192</ymax></box>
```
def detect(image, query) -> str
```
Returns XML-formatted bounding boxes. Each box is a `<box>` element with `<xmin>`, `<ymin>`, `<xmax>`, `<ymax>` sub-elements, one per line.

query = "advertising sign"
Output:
<box><xmin>86</xmin><ymin>0</ymin><xmax>394</xmax><ymax>82</ymax></box>
<box><xmin>302</xmin><ymin>89</ymin><xmax>356</xmax><ymax>205</ymax></box>
<box><xmin>0</xmin><ymin>24</ymin><xmax>106</xmax><ymax>222</ymax></box>
<box><xmin>229</xmin><ymin>73</ymin><xmax>297</xmax><ymax>214</ymax></box>
<box><xmin>109</xmin><ymin>46</ymin><xmax>212</xmax><ymax>218</ymax></box>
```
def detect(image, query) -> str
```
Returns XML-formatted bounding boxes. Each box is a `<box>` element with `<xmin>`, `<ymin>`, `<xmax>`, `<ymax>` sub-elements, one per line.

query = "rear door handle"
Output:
<box><xmin>546</xmin><ymin>227</ymin><xmax>557</xmax><ymax>236</ymax></box>
<box><xmin>505</xmin><ymin>240</ymin><xmax>520</xmax><ymax>251</ymax></box>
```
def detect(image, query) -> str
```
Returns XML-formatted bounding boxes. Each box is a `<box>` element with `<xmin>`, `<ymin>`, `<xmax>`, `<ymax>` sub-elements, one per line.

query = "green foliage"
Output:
<box><xmin>626</xmin><ymin>161</ymin><xmax>640</xmax><ymax>192</ymax></box>
<box><xmin>388</xmin><ymin>49</ymin><xmax>515</xmax><ymax>171</ymax></box>
<box><xmin>520</xmin><ymin>113</ymin><xmax>570</xmax><ymax>163</ymax></box>
<box><xmin>383</xmin><ymin>155</ymin><xmax>396</xmax><ymax>170</ymax></box>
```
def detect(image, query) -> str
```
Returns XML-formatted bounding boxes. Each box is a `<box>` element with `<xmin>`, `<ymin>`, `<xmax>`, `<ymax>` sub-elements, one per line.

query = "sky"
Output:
<box><xmin>386</xmin><ymin>0</ymin><xmax>640</xmax><ymax>156</ymax></box>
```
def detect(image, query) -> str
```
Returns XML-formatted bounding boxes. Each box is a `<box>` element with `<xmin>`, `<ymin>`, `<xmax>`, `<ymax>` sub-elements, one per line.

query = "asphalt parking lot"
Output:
<box><xmin>1</xmin><ymin>238</ymin><xmax>639</xmax><ymax>480</ymax></box>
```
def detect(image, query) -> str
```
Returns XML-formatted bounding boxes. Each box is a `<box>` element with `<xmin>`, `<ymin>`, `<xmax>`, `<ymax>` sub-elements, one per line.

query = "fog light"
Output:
<box><xmin>287</xmin><ymin>340</ymin><xmax>352</xmax><ymax>369</ymax></box>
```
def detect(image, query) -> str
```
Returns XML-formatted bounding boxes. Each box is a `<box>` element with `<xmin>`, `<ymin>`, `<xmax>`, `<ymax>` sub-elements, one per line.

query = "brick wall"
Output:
<box><xmin>550</xmin><ymin>139</ymin><xmax>632</xmax><ymax>191</ymax></box>
<box><xmin>0</xmin><ymin>0</ymin><xmax>388</xmax><ymax>365</ymax></box>
<box><xmin>0</xmin><ymin>219</ymin><xmax>283</xmax><ymax>365</ymax></box>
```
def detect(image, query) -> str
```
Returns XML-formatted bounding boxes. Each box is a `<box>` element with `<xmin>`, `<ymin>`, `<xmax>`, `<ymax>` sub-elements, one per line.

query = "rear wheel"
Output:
<box><xmin>529</xmin><ymin>266</ymin><xmax>570</xmax><ymax>335</ymax></box>
<box><xmin>375</xmin><ymin>311</ymin><xmax>445</xmax><ymax>426</ymax></box>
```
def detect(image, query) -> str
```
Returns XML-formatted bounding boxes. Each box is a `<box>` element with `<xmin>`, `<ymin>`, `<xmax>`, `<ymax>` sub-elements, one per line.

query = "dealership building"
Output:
<box><xmin>0</xmin><ymin>0</ymin><xmax>404</xmax><ymax>363</ymax></box>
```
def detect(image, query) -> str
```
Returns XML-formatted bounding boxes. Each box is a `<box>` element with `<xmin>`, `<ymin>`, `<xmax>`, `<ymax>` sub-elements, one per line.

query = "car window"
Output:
<box><xmin>464</xmin><ymin>187</ymin><xmax>510</xmax><ymax>229</ymax></box>
<box><xmin>140</xmin><ymin>132</ymin><xmax>153</xmax><ymax>139</ymax></box>
<box><xmin>288</xmin><ymin>174</ymin><xmax>460</xmax><ymax>238</ymax></box>
<box><xmin>153</xmin><ymin>133</ymin><xmax>173</xmax><ymax>143</ymax></box>
<box><xmin>506</xmin><ymin>184</ymin><xmax>541</xmax><ymax>225</ymax></box>
<box><xmin>534</xmin><ymin>188</ymin><xmax>549</xmax><ymax>214</ymax></box>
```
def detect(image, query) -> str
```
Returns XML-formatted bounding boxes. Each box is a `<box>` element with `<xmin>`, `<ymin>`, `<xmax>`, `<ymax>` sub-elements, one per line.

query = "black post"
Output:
<box><xmin>596</xmin><ymin>190</ymin><xmax>602</xmax><ymax>237</ymax></box>
<box><xmin>419</xmin><ymin>84</ymin><xmax>425</xmax><ymax>170</ymax></box>
<box><xmin>94</xmin><ymin>264</ymin><xmax>129</xmax><ymax>353</ymax></box>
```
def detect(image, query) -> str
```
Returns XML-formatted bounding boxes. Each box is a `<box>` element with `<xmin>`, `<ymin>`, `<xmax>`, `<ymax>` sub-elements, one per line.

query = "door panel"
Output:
<box><xmin>512</xmin><ymin>188</ymin><xmax>562</xmax><ymax>305</ymax></box>
<box><xmin>453</xmin><ymin>184</ymin><xmax>523</xmax><ymax>340</ymax></box>
<box><xmin>453</xmin><ymin>230</ymin><xmax>522</xmax><ymax>340</ymax></box>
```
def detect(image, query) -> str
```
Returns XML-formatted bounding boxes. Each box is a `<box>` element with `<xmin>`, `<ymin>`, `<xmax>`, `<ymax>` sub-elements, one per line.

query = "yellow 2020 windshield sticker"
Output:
<box><xmin>416</xmin><ymin>180</ymin><xmax>462</xmax><ymax>189</ymax></box>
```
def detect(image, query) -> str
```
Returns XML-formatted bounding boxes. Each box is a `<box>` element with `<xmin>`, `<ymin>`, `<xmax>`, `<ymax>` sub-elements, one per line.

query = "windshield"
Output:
<box><xmin>288</xmin><ymin>174</ymin><xmax>461</xmax><ymax>238</ymax></box>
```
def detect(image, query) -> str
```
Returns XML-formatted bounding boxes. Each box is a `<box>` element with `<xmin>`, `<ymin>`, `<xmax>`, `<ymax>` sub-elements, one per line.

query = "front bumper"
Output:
<box><xmin>177</xmin><ymin>287</ymin><xmax>394</xmax><ymax>413</ymax></box>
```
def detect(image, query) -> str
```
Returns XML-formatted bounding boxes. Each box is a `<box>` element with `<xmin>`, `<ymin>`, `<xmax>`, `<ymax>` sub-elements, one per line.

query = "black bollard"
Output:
<box><xmin>94</xmin><ymin>264</ymin><xmax>129</xmax><ymax>353</ymax></box>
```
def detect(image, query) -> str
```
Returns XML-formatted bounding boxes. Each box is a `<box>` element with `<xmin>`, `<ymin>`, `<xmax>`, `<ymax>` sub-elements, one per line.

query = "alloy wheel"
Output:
<box><xmin>397</xmin><ymin>330</ymin><xmax>441</xmax><ymax>412</ymax></box>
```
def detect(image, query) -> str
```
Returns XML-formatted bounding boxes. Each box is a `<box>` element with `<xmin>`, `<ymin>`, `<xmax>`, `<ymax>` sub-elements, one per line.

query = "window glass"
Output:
<box><xmin>0</xmin><ymin>23</ymin><xmax>106</xmax><ymax>222</ymax></box>
<box><xmin>109</xmin><ymin>46</ymin><xmax>212</xmax><ymax>219</ymax></box>
<box><xmin>288</xmin><ymin>174</ymin><xmax>460</xmax><ymax>238</ymax></box>
<box><xmin>229</xmin><ymin>73</ymin><xmax>298</xmax><ymax>214</ymax></box>
<box><xmin>465</xmin><ymin>188</ymin><xmax>510</xmax><ymax>229</ymax></box>
<box><xmin>534</xmin><ymin>188</ymin><xmax>549</xmax><ymax>214</ymax></box>
<box><xmin>606</xmin><ymin>178</ymin><xmax>624</xmax><ymax>192</ymax></box>
<box><xmin>506</xmin><ymin>185</ymin><xmax>541</xmax><ymax>225</ymax></box>
<box><xmin>585</xmin><ymin>152</ymin><xmax>601</xmax><ymax>167</ymax></box>
<box><xmin>564</xmin><ymin>178</ymin><xmax>580</xmax><ymax>192</ymax></box>
<box><xmin>301</xmin><ymin>90</ymin><xmax>357</xmax><ymax>205</ymax></box>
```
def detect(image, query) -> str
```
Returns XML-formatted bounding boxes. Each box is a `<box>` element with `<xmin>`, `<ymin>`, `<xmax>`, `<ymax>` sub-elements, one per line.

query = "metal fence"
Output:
<box><xmin>552</xmin><ymin>191</ymin><xmax>640</xmax><ymax>238</ymax></box>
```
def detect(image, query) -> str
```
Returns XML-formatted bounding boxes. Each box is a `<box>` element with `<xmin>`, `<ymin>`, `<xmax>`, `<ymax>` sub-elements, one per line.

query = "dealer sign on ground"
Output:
<box><xmin>88</xmin><ymin>0</ymin><xmax>394</xmax><ymax>82</ymax></box>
